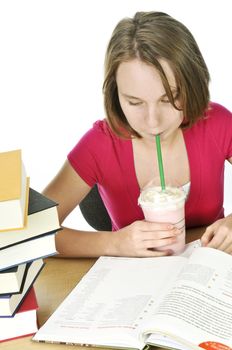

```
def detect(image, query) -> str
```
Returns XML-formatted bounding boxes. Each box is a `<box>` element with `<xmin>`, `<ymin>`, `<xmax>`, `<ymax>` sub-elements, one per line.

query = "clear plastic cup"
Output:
<box><xmin>138</xmin><ymin>186</ymin><xmax>186</xmax><ymax>255</ymax></box>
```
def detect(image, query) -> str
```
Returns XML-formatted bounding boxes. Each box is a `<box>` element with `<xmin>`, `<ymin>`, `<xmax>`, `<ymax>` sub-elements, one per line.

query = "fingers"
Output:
<box><xmin>217</xmin><ymin>238</ymin><xmax>232</xmax><ymax>254</ymax></box>
<box><xmin>205</xmin><ymin>230</ymin><xmax>232</xmax><ymax>251</ymax></box>
<box><xmin>127</xmin><ymin>221</ymin><xmax>182</xmax><ymax>256</ymax></box>
<box><xmin>205</xmin><ymin>236</ymin><xmax>232</xmax><ymax>254</ymax></box>
<box><xmin>143</xmin><ymin>235</ymin><xmax>178</xmax><ymax>249</ymax></box>
<box><xmin>138</xmin><ymin>249</ymin><xmax>170</xmax><ymax>258</ymax></box>
<box><xmin>201</xmin><ymin>219</ymin><xmax>232</xmax><ymax>254</ymax></box>
<box><xmin>114</xmin><ymin>220</ymin><xmax>184</xmax><ymax>258</ymax></box>
<box><xmin>132</xmin><ymin>221</ymin><xmax>181</xmax><ymax>249</ymax></box>
<box><xmin>138</xmin><ymin>220</ymin><xmax>176</xmax><ymax>232</ymax></box>
<box><xmin>142</xmin><ymin>229</ymin><xmax>181</xmax><ymax>241</ymax></box>
<box><xmin>201</xmin><ymin>224</ymin><xmax>215</xmax><ymax>246</ymax></box>
<box><xmin>134</xmin><ymin>220</ymin><xmax>183</xmax><ymax>238</ymax></box>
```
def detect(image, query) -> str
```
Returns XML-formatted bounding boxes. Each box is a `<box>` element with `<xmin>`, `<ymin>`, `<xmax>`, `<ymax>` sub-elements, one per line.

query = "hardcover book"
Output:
<box><xmin>0</xmin><ymin>263</ymin><xmax>27</xmax><ymax>294</ymax></box>
<box><xmin>0</xmin><ymin>149</ymin><xmax>29</xmax><ymax>231</ymax></box>
<box><xmin>0</xmin><ymin>287</ymin><xmax>38</xmax><ymax>342</ymax></box>
<box><xmin>0</xmin><ymin>233</ymin><xmax>57</xmax><ymax>272</ymax></box>
<box><xmin>0</xmin><ymin>259</ymin><xmax>44</xmax><ymax>317</ymax></box>
<box><xmin>33</xmin><ymin>246</ymin><xmax>232</xmax><ymax>350</ymax></box>
<box><xmin>0</xmin><ymin>188</ymin><xmax>61</xmax><ymax>250</ymax></box>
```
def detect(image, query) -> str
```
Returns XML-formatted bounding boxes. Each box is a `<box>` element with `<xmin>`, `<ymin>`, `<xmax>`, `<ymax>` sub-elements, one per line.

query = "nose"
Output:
<box><xmin>145</xmin><ymin>104</ymin><xmax>160</xmax><ymax>129</ymax></box>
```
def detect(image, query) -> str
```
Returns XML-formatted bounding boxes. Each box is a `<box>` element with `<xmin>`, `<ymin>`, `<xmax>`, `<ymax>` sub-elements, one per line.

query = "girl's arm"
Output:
<box><xmin>43</xmin><ymin>160</ymin><xmax>180</xmax><ymax>258</ymax></box>
<box><xmin>201</xmin><ymin>157</ymin><xmax>232</xmax><ymax>254</ymax></box>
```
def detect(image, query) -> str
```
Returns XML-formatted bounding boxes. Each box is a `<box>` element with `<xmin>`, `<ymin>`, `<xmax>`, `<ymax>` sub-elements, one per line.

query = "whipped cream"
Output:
<box><xmin>138</xmin><ymin>186</ymin><xmax>186</xmax><ymax>210</ymax></box>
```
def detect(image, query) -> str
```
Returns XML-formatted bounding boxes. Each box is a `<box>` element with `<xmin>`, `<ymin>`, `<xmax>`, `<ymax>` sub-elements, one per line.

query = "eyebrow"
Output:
<box><xmin>120</xmin><ymin>93</ymin><xmax>143</xmax><ymax>100</ymax></box>
<box><xmin>120</xmin><ymin>88</ymin><xmax>178</xmax><ymax>101</ymax></box>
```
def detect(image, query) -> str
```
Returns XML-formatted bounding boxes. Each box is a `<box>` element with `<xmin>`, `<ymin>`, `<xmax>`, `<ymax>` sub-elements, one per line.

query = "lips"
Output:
<box><xmin>148</xmin><ymin>131</ymin><xmax>163</xmax><ymax>137</ymax></box>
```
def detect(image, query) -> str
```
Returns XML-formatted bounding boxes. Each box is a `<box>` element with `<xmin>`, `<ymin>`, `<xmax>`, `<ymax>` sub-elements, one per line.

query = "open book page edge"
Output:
<box><xmin>146</xmin><ymin>331</ymin><xmax>232</xmax><ymax>350</ymax></box>
<box><xmin>33</xmin><ymin>340</ymin><xmax>144</xmax><ymax>350</ymax></box>
<box><xmin>33</xmin><ymin>332</ymin><xmax>144</xmax><ymax>350</ymax></box>
<box><xmin>144</xmin><ymin>330</ymin><xmax>205</xmax><ymax>350</ymax></box>
<box><xmin>179</xmin><ymin>239</ymin><xmax>201</xmax><ymax>258</ymax></box>
<box><xmin>32</xmin><ymin>257</ymin><xmax>187</xmax><ymax>350</ymax></box>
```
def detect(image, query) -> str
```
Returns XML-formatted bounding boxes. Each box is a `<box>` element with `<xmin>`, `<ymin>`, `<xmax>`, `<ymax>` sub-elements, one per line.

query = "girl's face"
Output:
<box><xmin>116</xmin><ymin>58</ymin><xmax>183</xmax><ymax>142</ymax></box>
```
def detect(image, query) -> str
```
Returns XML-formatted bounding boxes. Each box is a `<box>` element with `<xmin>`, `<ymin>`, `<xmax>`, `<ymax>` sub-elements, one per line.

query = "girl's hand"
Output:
<box><xmin>110</xmin><ymin>220</ymin><xmax>181</xmax><ymax>257</ymax></box>
<box><xmin>201</xmin><ymin>215</ymin><xmax>232</xmax><ymax>254</ymax></box>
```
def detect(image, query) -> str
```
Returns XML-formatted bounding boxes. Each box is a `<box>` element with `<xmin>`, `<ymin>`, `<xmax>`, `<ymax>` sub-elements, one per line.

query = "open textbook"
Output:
<box><xmin>33</xmin><ymin>241</ymin><xmax>232</xmax><ymax>350</ymax></box>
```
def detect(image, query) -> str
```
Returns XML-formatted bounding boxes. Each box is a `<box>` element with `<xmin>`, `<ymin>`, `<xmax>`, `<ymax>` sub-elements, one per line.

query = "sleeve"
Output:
<box><xmin>67</xmin><ymin>122</ymin><xmax>107</xmax><ymax>187</ymax></box>
<box><xmin>222</xmin><ymin>106</ymin><xmax>232</xmax><ymax>159</ymax></box>
<box><xmin>208</xmin><ymin>103</ymin><xmax>232</xmax><ymax>159</ymax></box>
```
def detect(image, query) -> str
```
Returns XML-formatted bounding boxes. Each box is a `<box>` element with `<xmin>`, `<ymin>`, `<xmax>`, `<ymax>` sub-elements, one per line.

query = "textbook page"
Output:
<box><xmin>179</xmin><ymin>239</ymin><xmax>201</xmax><ymax>258</ymax></box>
<box><xmin>142</xmin><ymin>247</ymin><xmax>232</xmax><ymax>349</ymax></box>
<box><xmin>33</xmin><ymin>255</ymin><xmax>186</xmax><ymax>349</ymax></box>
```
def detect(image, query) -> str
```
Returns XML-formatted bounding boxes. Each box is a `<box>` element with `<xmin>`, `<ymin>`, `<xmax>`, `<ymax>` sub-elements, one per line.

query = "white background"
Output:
<box><xmin>0</xmin><ymin>0</ymin><xmax>231</xmax><ymax>229</ymax></box>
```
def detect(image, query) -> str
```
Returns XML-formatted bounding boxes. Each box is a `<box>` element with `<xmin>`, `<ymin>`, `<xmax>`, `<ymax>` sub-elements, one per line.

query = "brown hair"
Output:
<box><xmin>103</xmin><ymin>11</ymin><xmax>210</xmax><ymax>138</ymax></box>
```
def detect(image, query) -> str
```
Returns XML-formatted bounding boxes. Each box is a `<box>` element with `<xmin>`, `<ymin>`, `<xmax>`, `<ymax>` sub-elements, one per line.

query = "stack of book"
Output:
<box><xmin>0</xmin><ymin>149</ymin><xmax>60</xmax><ymax>342</ymax></box>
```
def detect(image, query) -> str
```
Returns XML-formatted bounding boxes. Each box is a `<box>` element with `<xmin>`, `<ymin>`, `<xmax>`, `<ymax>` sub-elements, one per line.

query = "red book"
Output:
<box><xmin>0</xmin><ymin>287</ymin><xmax>38</xmax><ymax>342</ymax></box>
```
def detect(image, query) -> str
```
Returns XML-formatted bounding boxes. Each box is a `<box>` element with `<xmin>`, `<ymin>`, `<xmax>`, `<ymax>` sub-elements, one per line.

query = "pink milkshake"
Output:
<box><xmin>138</xmin><ymin>186</ymin><xmax>186</xmax><ymax>254</ymax></box>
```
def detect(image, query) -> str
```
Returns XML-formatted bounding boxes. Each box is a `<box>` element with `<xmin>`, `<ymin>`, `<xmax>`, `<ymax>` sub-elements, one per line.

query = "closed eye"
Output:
<box><xmin>128</xmin><ymin>101</ymin><xmax>143</xmax><ymax>106</ymax></box>
<box><xmin>161</xmin><ymin>92</ymin><xmax>180</xmax><ymax>104</ymax></box>
<box><xmin>161</xmin><ymin>98</ymin><xmax>170</xmax><ymax>103</ymax></box>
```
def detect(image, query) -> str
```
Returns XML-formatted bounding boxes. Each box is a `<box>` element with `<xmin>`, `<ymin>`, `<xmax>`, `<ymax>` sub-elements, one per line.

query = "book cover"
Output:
<box><xmin>0</xmin><ymin>233</ymin><xmax>57</xmax><ymax>272</ymax></box>
<box><xmin>0</xmin><ymin>149</ymin><xmax>23</xmax><ymax>201</ymax></box>
<box><xmin>28</xmin><ymin>187</ymin><xmax>58</xmax><ymax>215</ymax></box>
<box><xmin>0</xmin><ymin>263</ymin><xmax>27</xmax><ymax>294</ymax></box>
<box><xmin>0</xmin><ymin>149</ymin><xmax>29</xmax><ymax>231</ymax></box>
<box><xmin>0</xmin><ymin>188</ymin><xmax>61</xmax><ymax>250</ymax></box>
<box><xmin>0</xmin><ymin>287</ymin><xmax>38</xmax><ymax>342</ymax></box>
<box><xmin>0</xmin><ymin>259</ymin><xmax>44</xmax><ymax>317</ymax></box>
<box><xmin>0</xmin><ymin>261</ymin><xmax>31</xmax><ymax>296</ymax></box>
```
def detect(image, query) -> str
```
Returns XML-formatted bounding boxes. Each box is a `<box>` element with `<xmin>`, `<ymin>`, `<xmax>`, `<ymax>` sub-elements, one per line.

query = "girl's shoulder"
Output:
<box><xmin>71</xmin><ymin>119</ymin><xmax>123</xmax><ymax>157</ymax></box>
<box><xmin>188</xmin><ymin>102</ymin><xmax>232</xmax><ymax>157</ymax></box>
<box><xmin>205</xmin><ymin>101</ymin><xmax>232</xmax><ymax>123</ymax></box>
<box><xmin>92</xmin><ymin>119</ymin><xmax>118</xmax><ymax>136</ymax></box>
<box><xmin>82</xmin><ymin>119</ymin><xmax>121</xmax><ymax>145</ymax></box>
<box><xmin>203</xmin><ymin>102</ymin><xmax>232</xmax><ymax>139</ymax></box>
<box><xmin>184</xmin><ymin>101</ymin><xmax>232</xmax><ymax>145</ymax></box>
<box><xmin>188</xmin><ymin>102</ymin><xmax>232</xmax><ymax>134</ymax></box>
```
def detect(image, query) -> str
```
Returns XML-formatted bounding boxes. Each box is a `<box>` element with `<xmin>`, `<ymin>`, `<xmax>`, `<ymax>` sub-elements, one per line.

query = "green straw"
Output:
<box><xmin>155</xmin><ymin>134</ymin><xmax>166</xmax><ymax>191</ymax></box>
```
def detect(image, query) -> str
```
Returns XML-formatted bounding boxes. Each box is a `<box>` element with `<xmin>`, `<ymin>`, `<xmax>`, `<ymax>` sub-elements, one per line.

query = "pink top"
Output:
<box><xmin>68</xmin><ymin>102</ymin><xmax>232</xmax><ymax>230</ymax></box>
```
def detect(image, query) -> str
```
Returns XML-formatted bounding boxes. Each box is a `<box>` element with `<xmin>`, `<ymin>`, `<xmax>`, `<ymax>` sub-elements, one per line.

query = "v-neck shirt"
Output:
<box><xmin>68</xmin><ymin>102</ymin><xmax>232</xmax><ymax>230</ymax></box>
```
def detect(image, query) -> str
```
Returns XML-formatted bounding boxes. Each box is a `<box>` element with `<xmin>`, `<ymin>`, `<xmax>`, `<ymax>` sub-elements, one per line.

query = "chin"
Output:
<box><xmin>142</xmin><ymin>134</ymin><xmax>157</xmax><ymax>141</ymax></box>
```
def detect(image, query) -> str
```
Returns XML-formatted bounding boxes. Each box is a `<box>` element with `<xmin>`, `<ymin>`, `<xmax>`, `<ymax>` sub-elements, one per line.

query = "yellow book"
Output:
<box><xmin>0</xmin><ymin>149</ymin><xmax>29</xmax><ymax>231</ymax></box>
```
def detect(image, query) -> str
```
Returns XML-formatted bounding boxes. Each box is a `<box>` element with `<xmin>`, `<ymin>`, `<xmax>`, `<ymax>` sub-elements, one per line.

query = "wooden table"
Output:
<box><xmin>1</xmin><ymin>227</ymin><xmax>204</xmax><ymax>350</ymax></box>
